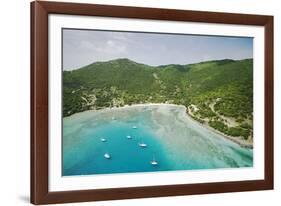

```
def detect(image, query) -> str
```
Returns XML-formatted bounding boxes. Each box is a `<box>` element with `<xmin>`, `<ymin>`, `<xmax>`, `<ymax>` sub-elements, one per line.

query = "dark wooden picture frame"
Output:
<box><xmin>31</xmin><ymin>1</ymin><xmax>274</xmax><ymax>204</ymax></box>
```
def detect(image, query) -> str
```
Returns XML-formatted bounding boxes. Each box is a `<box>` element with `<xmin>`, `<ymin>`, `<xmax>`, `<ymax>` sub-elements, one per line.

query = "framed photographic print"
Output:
<box><xmin>30</xmin><ymin>1</ymin><xmax>274</xmax><ymax>204</ymax></box>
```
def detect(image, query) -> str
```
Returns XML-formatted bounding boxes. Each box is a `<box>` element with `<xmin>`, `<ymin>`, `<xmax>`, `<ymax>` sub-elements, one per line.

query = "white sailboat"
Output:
<box><xmin>100</xmin><ymin>138</ymin><xmax>106</xmax><ymax>142</ymax></box>
<box><xmin>132</xmin><ymin>126</ymin><xmax>137</xmax><ymax>129</ymax></box>
<box><xmin>138</xmin><ymin>142</ymin><xmax>147</xmax><ymax>148</ymax></box>
<box><xmin>104</xmin><ymin>153</ymin><xmax>111</xmax><ymax>159</ymax></box>
<box><xmin>126</xmin><ymin>135</ymin><xmax>132</xmax><ymax>139</ymax></box>
<box><xmin>150</xmin><ymin>155</ymin><xmax>158</xmax><ymax>166</ymax></box>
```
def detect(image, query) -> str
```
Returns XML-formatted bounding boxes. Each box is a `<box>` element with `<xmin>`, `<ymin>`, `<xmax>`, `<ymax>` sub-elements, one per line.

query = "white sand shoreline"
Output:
<box><xmin>64</xmin><ymin>103</ymin><xmax>252</xmax><ymax>149</ymax></box>
<box><xmin>185</xmin><ymin>112</ymin><xmax>253</xmax><ymax>149</ymax></box>
<box><xmin>64</xmin><ymin>103</ymin><xmax>185</xmax><ymax>118</ymax></box>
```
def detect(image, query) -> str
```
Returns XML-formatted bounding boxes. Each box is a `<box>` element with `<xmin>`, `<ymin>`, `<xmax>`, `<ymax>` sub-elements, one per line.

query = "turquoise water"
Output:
<box><xmin>63</xmin><ymin>105</ymin><xmax>253</xmax><ymax>176</ymax></box>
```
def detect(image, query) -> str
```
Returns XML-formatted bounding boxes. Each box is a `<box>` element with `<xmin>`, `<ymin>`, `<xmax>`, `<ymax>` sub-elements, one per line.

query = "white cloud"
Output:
<box><xmin>63</xmin><ymin>29</ymin><xmax>253</xmax><ymax>70</ymax></box>
<box><xmin>96</xmin><ymin>40</ymin><xmax>127</xmax><ymax>55</ymax></box>
<box><xmin>77</xmin><ymin>38</ymin><xmax>127</xmax><ymax>56</ymax></box>
<box><xmin>106</xmin><ymin>40</ymin><xmax>115</xmax><ymax>47</ymax></box>
<box><xmin>79</xmin><ymin>40</ymin><xmax>95</xmax><ymax>50</ymax></box>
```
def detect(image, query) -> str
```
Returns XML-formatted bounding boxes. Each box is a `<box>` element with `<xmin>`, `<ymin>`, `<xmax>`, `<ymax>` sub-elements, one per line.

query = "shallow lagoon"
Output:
<box><xmin>63</xmin><ymin>104</ymin><xmax>253</xmax><ymax>176</ymax></box>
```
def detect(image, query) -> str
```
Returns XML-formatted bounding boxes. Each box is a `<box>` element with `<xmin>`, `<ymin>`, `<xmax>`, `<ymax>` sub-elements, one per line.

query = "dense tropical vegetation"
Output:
<box><xmin>63</xmin><ymin>58</ymin><xmax>253</xmax><ymax>142</ymax></box>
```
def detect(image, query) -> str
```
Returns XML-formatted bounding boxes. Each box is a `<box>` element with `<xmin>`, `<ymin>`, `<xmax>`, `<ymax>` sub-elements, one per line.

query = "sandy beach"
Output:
<box><xmin>64</xmin><ymin>103</ymin><xmax>253</xmax><ymax>149</ymax></box>
<box><xmin>185</xmin><ymin>109</ymin><xmax>253</xmax><ymax>149</ymax></box>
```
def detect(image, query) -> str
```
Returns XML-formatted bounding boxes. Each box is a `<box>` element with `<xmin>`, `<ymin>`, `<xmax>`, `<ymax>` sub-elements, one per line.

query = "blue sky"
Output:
<box><xmin>63</xmin><ymin>29</ymin><xmax>253</xmax><ymax>70</ymax></box>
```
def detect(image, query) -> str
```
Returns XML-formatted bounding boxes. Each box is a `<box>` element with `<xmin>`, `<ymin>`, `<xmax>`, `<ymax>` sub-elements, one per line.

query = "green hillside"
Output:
<box><xmin>63</xmin><ymin>58</ymin><xmax>253</xmax><ymax>141</ymax></box>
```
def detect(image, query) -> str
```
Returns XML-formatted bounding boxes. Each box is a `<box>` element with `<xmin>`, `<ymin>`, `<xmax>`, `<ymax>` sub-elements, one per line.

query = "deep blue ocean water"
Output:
<box><xmin>63</xmin><ymin>105</ymin><xmax>253</xmax><ymax>176</ymax></box>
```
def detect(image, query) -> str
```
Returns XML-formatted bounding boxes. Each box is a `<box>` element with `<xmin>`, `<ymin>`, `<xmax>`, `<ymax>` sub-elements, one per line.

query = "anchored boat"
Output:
<box><xmin>150</xmin><ymin>156</ymin><xmax>158</xmax><ymax>166</ymax></box>
<box><xmin>138</xmin><ymin>143</ymin><xmax>147</xmax><ymax>148</ymax></box>
<box><xmin>104</xmin><ymin>153</ymin><xmax>111</xmax><ymax>159</ymax></box>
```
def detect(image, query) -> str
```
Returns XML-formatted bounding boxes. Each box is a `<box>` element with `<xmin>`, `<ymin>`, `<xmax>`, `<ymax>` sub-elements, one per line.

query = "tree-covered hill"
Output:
<box><xmin>63</xmin><ymin>58</ymin><xmax>253</xmax><ymax>142</ymax></box>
